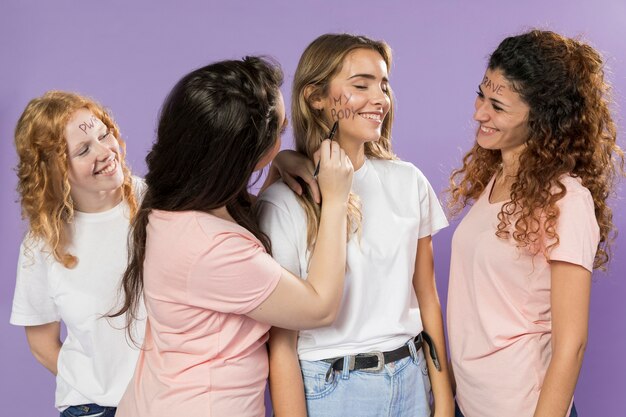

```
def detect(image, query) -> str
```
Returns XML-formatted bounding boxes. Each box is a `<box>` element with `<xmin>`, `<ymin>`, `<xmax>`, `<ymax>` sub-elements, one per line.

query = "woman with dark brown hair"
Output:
<box><xmin>112</xmin><ymin>56</ymin><xmax>353</xmax><ymax>417</ymax></box>
<box><xmin>447</xmin><ymin>30</ymin><xmax>624</xmax><ymax>417</ymax></box>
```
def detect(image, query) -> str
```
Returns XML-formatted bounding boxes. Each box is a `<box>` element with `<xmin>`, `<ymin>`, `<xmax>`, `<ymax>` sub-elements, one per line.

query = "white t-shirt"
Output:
<box><xmin>10</xmin><ymin>179</ymin><xmax>146</xmax><ymax>411</ymax></box>
<box><xmin>258</xmin><ymin>158</ymin><xmax>448</xmax><ymax>360</ymax></box>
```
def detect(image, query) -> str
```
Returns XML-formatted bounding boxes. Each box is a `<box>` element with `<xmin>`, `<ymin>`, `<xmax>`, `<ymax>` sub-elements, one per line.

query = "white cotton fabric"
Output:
<box><xmin>258</xmin><ymin>159</ymin><xmax>448</xmax><ymax>360</ymax></box>
<box><xmin>10</xmin><ymin>178</ymin><xmax>146</xmax><ymax>411</ymax></box>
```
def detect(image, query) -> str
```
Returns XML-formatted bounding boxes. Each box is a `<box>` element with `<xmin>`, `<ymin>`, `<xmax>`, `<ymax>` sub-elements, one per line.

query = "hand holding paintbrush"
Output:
<box><xmin>313</xmin><ymin>121</ymin><xmax>339</xmax><ymax>178</ymax></box>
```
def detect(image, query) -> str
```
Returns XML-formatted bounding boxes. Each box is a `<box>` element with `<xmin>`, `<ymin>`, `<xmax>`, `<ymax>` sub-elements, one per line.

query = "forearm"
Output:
<box><xmin>533</xmin><ymin>346</ymin><xmax>585</xmax><ymax>417</ymax></box>
<box><xmin>448</xmin><ymin>358</ymin><xmax>457</xmax><ymax>395</ymax></box>
<box><xmin>270</xmin><ymin>358</ymin><xmax>308</xmax><ymax>417</ymax></box>
<box><xmin>246</xmin><ymin>202</ymin><xmax>348</xmax><ymax>328</ymax></box>
<box><xmin>304</xmin><ymin>202</ymin><xmax>347</xmax><ymax>318</ymax></box>
<box><xmin>420</xmin><ymin>299</ymin><xmax>454</xmax><ymax>414</ymax></box>
<box><xmin>33</xmin><ymin>344</ymin><xmax>61</xmax><ymax>375</ymax></box>
<box><xmin>413</xmin><ymin>236</ymin><xmax>453</xmax><ymax>415</ymax></box>
<box><xmin>269</xmin><ymin>330</ymin><xmax>308</xmax><ymax>417</ymax></box>
<box><xmin>534</xmin><ymin>261</ymin><xmax>591</xmax><ymax>416</ymax></box>
<box><xmin>25</xmin><ymin>324</ymin><xmax>62</xmax><ymax>375</ymax></box>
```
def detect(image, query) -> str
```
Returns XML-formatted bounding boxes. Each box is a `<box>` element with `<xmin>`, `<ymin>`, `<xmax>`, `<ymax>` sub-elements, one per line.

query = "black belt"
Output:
<box><xmin>321</xmin><ymin>332</ymin><xmax>441</xmax><ymax>381</ymax></box>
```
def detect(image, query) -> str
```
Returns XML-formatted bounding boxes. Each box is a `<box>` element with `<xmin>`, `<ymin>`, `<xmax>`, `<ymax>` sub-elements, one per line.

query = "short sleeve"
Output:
<box><xmin>257</xmin><ymin>198</ymin><xmax>303</xmax><ymax>277</ymax></box>
<box><xmin>416</xmin><ymin>169</ymin><xmax>449</xmax><ymax>238</ymax></box>
<box><xmin>10</xmin><ymin>239</ymin><xmax>60</xmax><ymax>326</ymax></box>
<box><xmin>187</xmin><ymin>232</ymin><xmax>282</xmax><ymax>315</ymax></box>
<box><xmin>549</xmin><ymin>188</ymin><xmax>600</xmax><ymax>272</ymax></box>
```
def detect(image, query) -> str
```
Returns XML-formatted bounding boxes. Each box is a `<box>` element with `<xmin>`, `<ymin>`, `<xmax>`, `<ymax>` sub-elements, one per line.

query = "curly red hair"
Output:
<box><xmin>448</xmin><ymin>30</ymin><xmax>624</xmax><ymax>270</ymax></box>
<box><xmin>14</xmin><ymin>91</ymin><xmax>137</xmax><ymax>268</ymax></box>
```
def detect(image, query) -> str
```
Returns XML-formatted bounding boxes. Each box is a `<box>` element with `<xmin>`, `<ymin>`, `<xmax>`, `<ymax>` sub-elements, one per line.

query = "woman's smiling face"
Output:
<box><xmin>316</xmin><ymin>48</ymin><xmax>391</xmax><ymax>147</ymax></box>
<box><xmin>474</xmin><ymin>68</ymin><xmax>530</xmax><ymax>154</ymax></box>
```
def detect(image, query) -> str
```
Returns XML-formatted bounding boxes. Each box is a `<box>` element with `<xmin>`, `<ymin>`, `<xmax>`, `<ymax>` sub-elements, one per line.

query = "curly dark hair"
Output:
<box><xmin>448</xmin><ymin>29</ymin><xmax>624</xmax><ymax>269</ymax></box>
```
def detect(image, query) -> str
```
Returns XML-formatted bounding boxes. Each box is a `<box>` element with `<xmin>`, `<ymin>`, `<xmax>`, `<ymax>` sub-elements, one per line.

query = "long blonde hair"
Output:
<box><xmin>14</xmin><ymin>91</ymin><xmax>137</xmax><ymax>268</ymax></box>
<box><xmin>292</xmin><ymin>33</ymin><xmax>395</xmax><ymax>250</ymax></box>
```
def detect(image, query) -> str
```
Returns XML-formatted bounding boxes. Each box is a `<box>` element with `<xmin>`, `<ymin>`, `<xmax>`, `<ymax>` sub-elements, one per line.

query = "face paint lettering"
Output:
<box><xmin>330</xmin><ymin>92</ymin><xmax>357</xmax><ymax>121</ymax></box>
<box><xmin>78</xmin><ymin>115</ymin><xmax>101</xmax><ymax>134</ymax></box>
<box><xmin>332</xmin><ymin>93</ymin><xmax>352</xmax><ymax>106</ymax></box>
<box><xmin>482</xmin><ymin>75</ymin><xmax>505</xmax><ymax>95</ymax></box>
<box><xmin>330</xmin><ymin>107</ymin><xmax>358</xmax><ymax>121</ymax></box>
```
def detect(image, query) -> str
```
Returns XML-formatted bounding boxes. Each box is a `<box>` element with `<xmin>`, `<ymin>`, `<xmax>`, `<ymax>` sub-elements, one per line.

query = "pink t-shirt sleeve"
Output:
<box><xmin>548</xmin><ymin>187</ymin><xmax>600</xmax><ymax>272</ymax></box>
<box><xmin>187</xmin><ymin>231</ymin><xmax>282</xmax><ymax>314</ymax></box>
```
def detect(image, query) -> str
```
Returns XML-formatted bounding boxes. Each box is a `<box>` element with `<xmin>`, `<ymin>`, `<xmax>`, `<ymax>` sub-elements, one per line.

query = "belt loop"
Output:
<box><xmin>408</xmin><ymin>337</ymin><xmax>419</xmax><ymax>363</ymax></box>
<box><xmin>341</xmin><ymin>356</ymin><xmax>351</xmax><ymax>380</ymax></box>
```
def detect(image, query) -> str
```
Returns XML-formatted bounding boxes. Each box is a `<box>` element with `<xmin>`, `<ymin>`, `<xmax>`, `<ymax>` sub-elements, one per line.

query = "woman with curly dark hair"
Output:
<box><xmin>447</xmin><ymin>30</ymin><xmax>624</xmax><ymax>417</ymax></box>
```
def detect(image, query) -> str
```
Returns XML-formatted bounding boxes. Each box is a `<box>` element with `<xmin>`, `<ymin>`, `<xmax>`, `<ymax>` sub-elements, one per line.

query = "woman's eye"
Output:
<box><xmin>99</xmin><ymin>131</ymin><xmax>111</xmax><ymax>141</ymax></box>
<box><xmin>78</xmin><ymin>146</ymin><xmax>89</xmax><ymax>156</ymax></box>
<box><xmin>476</xmin><ymin>90</ymin><xmax>484</xmax><ymax>99</ymax></box>
<box><xmin>354</xmin><ymin>85</ymin><xmax>367</xmax><ymax>90</ymax></box>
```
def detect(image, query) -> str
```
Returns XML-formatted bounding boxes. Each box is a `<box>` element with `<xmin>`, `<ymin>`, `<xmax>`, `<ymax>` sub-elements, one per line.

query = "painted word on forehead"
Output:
<box><xmin>78</xmin><ymin>114</ymin><xmax>102</xmax><ymax>134</ymax></box>
<box><xmin>330</xmin><ymin>92</ymin><xmax>357</xmax><ymax>121</ymax></box>
<box><xmin>482</xmin><ymin>75</ymin><xmax>506</xmax><ymax>95</ymax></box>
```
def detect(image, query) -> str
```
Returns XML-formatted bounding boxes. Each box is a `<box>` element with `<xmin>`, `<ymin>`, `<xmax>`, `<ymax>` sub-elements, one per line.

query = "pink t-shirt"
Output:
<box><xmin>116</xmin><ymin>210</ymin><xmax>282</xmax><ymax>417</ymax></box>
<box><xmin>447</xmin><ymin>175</ymin><xmax>599</xmax><ymax>417</ymax></box>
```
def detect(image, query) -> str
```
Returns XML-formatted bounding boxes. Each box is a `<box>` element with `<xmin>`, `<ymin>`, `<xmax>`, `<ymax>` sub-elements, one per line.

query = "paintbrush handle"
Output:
<box><xmin>313</xmin><ymin>122</ymin><xmax>339</xmax><ymax>178</ymax></box>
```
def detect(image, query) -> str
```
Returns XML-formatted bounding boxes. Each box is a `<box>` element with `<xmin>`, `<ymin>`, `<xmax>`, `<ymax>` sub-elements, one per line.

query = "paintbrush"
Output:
<box><xmin>313</xmin><ymin>121</ymin><xmax>339</xmax><ymax>178</ymax></box>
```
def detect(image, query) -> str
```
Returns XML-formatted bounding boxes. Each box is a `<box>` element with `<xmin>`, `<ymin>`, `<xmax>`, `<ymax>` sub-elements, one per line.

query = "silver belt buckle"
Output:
<box><xmin>359</xmin><ymin>351</ymin><xmax>384</xmax><ymax>372</ymax></box>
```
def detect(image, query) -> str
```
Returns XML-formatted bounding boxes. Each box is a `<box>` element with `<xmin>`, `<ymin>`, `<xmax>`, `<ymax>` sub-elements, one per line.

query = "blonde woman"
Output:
<box><xmin>259</xmin><ymin>34</ymin><xmax>454</xmax><ymax>417</ymax></box>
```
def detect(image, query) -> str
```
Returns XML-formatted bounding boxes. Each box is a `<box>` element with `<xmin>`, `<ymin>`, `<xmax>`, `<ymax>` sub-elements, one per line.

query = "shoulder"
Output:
<box><xmin>191</xmin><ymin>212</ymin><xmax>263</xmax><ymax>250</ymax></box>
<box><xmin>147</xmin><ymin>211</ymin><xmax>269</xmax><ymax>275</ymax></box>
<box><xmin>18</xmin><ymin>234</ymin><xmax>49</xmax><ymax>264</ymax></box>
<box><xmin>191</xmin><ymin>214</ymin><xmax>275</xmax><ymax>276</ymax></box>
<box><xmin>550</xmin><ymin>175</ymin><xmax>598</xmax><ymax>234</ymax></box>
<box><xmin>258</xmin><ymin>181</ymin><xmax>302</xmax><ymax>212</ymax></box>
<box><xmin>369</xmin><ymin>158</ymin><xmax>426</xmax><ymax>180</ymax></box>
<box><xmin>366</xmin><ymin>159</ymin><xmax>437</xmax><ymax>198</ymax></box>
<box><xmin>131</xmin><ymin>176</ymin><xmax>147</xmax><ymax>200</ymax></box>
<box><xmin>556</xmin><ymin>175</ymin><xmax>594</xmax><ymax>205</ymax></box>
<box><xmin>558</xmin><ymin>175</ymin><xmax>591</xmax><ymax>194</ymax></box>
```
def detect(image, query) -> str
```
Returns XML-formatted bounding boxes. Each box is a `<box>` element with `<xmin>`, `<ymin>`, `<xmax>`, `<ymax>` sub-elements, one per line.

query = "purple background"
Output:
<box><xmin>1</xmin><ymin>1</ymin><xmax>624</xmax><ymax>415</ymax></box>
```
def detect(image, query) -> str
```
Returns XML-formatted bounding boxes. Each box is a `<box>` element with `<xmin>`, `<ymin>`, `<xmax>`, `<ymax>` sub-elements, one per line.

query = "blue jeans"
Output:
<box><xmin>454</xmin><ymin>401</ymin><xmax>578</xmax><ymax>417</ymax></box>
<box><xmin>61</xmin><ymin>404</ymin><xmax>116</xmax><ymax>417</ymax></box>
<box><xmin>300</xmin><ymin>341</ymin><xmax>432</xmax><ymax>417</ymax></box>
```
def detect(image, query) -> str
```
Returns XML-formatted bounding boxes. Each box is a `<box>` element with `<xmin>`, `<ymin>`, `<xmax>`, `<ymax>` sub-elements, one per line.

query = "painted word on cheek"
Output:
<box><xmin>330</xmin><ymin>93</ymin><xmax>357</xmax><ymax>120</ymax></box>
<box><xmin>482</xmin><ymin>76</ymin><xmax>505</xmax><ymax>95</ymax></box>
<box><xmin>330</xmin><ymin>107</ymin><xmax>358</xmax><ymax>121</ymax></box>
<box><xmin>332</xmin><ymin>93</ymin><xmax>352</xmax><ymax>107</ymax></box>
<box><xmin>78</xmin><ymin>115</ymin><xmax>101</xmax><ymax>134</ymax></box>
